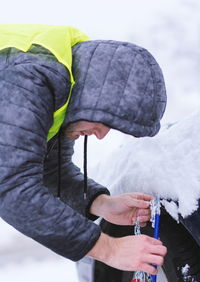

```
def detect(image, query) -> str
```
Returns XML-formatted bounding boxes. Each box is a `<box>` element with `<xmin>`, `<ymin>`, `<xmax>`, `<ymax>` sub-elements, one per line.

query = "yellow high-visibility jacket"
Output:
<box><xmin>0</xmin><ymin>24</ymin><xmax>89</xmax><ymax>140</ymax></box>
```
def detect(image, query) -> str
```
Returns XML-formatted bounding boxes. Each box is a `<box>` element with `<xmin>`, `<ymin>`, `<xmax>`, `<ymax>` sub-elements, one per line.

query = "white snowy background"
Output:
<box><xmin>1</xmin><ymin>0</ymin><xmax>200</xmax><ymax>281</ymax></box>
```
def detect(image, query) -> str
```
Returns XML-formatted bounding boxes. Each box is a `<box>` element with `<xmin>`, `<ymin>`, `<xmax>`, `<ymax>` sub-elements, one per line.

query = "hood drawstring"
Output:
<box><xmin>83</xmin><ymin>135</ymin><xmax>88</xmax><ymax>200</ymax></box>
<box><xmin>57</xmin><ymin>132</ymin><xmax>61</xmax><ymax>199</ymax></box>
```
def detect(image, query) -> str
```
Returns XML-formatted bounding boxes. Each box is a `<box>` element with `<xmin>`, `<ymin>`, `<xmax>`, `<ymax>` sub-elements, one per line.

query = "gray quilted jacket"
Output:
<box><xmin>0</xmin><ymin>40</ymin><xmax>166</xmax><ymax>261</ymax></box>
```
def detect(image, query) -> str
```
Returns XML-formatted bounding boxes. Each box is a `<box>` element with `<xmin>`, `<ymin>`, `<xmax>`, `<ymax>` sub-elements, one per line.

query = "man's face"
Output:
<box><xmin>64</xmin><ymin>121</ymin><xmax>110</xmax><ymax>140</ymax></box>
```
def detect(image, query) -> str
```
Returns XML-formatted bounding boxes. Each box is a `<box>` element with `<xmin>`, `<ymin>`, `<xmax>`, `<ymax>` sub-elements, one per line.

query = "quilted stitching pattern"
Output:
<box><xmin>65</xmin><ymin>40</ymin><xmax>167</xmax><ymax>137</ymax></box>
<box><xmin>0</xmin><ymin>45</ymin><xmax>108</xmax><ymax>261</ymax></box>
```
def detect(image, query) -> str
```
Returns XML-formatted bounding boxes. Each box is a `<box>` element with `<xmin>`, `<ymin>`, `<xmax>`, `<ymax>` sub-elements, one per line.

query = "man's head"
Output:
<box><xmin>64</xmin><ymin>121</ymin><xmax>110</xmax><ymax>140</ymax></box>
<box><xmin>64</xmin><ymin>40</ymin><xmax>167</xmax><ymax>138</ymax></box>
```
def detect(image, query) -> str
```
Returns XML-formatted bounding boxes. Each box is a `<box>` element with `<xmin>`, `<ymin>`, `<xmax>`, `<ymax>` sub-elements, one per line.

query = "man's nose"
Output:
<box><xmin>94</xmin><ymin>130</ymin><xmax>107</xmax><ymax>140</ymax></box>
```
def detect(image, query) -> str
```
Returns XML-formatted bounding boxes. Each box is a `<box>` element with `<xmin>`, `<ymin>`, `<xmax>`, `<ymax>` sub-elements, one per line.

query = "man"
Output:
<box><xmin>0</xmin><ymin>24</ymin><xmax>167</xmax><ymax>275</ymax></box>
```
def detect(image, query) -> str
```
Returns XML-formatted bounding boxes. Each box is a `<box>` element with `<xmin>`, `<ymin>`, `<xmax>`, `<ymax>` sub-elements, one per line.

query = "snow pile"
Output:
<box><xmin>0</xmin><ymin>258</ymin><xmax>79</xmax><ymax>282</ymax></box>
<box><xmin>0</xmin><ymin>217</ymin><xmax>19</xmax><ymax>248</ymax></box>
<box><xmin>181</xmin><ymin>264</ymin><xmax>190</xmax><ymax>276</ymax></box>
<box><xmin>181</xmin><ymin>264</ymin><xmax>194</xmax><ymax>282</ymax></box>
<box><xmin>90</xmin><ymin>111</ymin><xmax>200</xmax><ymax>220</ymax></box>
<box><xmin>0</xmin><ymin>218</ymin><xmax>79</xmax><ymax>282</ymax></box>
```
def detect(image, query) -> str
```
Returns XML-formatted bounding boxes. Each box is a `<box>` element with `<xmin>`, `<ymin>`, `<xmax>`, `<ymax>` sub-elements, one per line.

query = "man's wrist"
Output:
<box><xmin>90</xmin><ymin>194</ymin><xmax>110</xmax><ymax>217</ymax></box>
<box><xmin>86</xmin><ymin>232</ymin><xmax>114</xmax><ymax>264</ymax></box>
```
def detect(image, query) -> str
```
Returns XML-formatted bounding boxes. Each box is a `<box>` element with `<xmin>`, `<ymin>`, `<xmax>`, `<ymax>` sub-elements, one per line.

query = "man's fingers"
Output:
<box><xmin>131</xmin><ymin>199</ymin><xmax>150</xmax><ymax>209</ymax></box>
<box><xmin>132</xmin><ymin>209</ymin><xmax>151</xmax><ymax>224</ymax></box>
<box><xmin>105</xmin><ymin>235</ymin><xmax>167</xmax><ymax>274</ymax></box>
<box><xmin>132</xmin><ymin>193</ymin><xmax>155</xmax><ymax>202</ymax></box>
<box><xmin>137</xmin><ymin>215</ymin><xmax>151</xmax><ymax>223</ymax></box>
<box><xmin>137</xmin><ymin>209</ymin><xmax>151</xmax><ymax>221</ymax></box>
<box><xmin>138</xmin><ymin>222</ymin><xmax>146</xmax><ymax>227</ymax></box>
<box><xmin>141</xmin><ymin>264</ymin><xmax>158</xmax><ymax>275</ymax></box>
<box><xmin>141</xmin><ymin>244</ymin><xmax>167</xmax><ymax>274</ymax></box>
<box><xmin>145</xmin><ymin>254</ymin><xmax>164</xmax><ymax>266</ymax></box>
<box><xmin>137</xmin><ymin>209</ymin><xmax>151</xmax><ymax>216</ymax></box>
<box><xmin>145</xmin><ymin>236</ymin><xmax>163</xmax><ymax>246</ymax></box>
<box><xmin>149</xmin><ymin>244</ymin><xmax>167</xmax><ymax>256</ymax></box>
<box><xmin>124</xmin><ymin>193</ymin><xmax>154</xmax><ymax>209</ymax></box>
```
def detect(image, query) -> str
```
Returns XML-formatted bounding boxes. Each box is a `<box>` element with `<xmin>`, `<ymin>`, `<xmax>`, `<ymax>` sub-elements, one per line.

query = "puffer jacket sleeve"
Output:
<box><xmin>43</xmin><ymin>133</ymin><xmax>110</xmax><ymax>220</ymax></box>
<box><xmin>0</xmin><ymin>61</ymin><xmax>102</xmax><ymax>261</ymax></box>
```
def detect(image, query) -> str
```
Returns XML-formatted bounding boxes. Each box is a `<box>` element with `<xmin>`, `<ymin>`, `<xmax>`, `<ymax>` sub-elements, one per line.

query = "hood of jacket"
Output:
<box><xmin>64</xmin><ymin>40</ymin><xmax>167</xmax><ymax>137</ymax></box>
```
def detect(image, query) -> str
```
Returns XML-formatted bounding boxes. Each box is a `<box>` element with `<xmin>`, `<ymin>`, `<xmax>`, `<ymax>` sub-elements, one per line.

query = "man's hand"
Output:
<box><xmin>87</xmin><ymin>233</ymin><xmax>167</xmax><ymax>274</ymax></box>
<box><xmin>90</xmin><ymin>193</ymin><xmax>154</xmax><ymax>226</ymax></box>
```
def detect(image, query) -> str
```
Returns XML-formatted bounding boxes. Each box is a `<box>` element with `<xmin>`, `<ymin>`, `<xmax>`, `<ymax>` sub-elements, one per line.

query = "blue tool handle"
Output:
<box><xmin>152</xmin><ymin>274</ymin><xmax>157</xmax><ymax>282</ymax></box>
<box><xmin>152</xmin><ymin>213</ymin><xmax>160</xmax><ymax>282</ymax></box>
<box><xmin>154</xmin><ymin>213</ymin><xmax>160</xmax><ymax>239</ymax></box>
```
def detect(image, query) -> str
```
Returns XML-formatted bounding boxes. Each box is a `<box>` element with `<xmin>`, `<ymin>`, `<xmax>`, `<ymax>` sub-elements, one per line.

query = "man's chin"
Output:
<box><xmin>66</xmin><ymin>135</ymin><xmax>80</xmax><ymax>140</ymax></box>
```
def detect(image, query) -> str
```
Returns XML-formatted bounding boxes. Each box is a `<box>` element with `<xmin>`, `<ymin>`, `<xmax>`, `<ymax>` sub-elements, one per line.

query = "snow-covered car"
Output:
<box><xmin>77</xmin><ymin>111</ymin><xmax>200</xmax><ymax>282</ymax></box>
